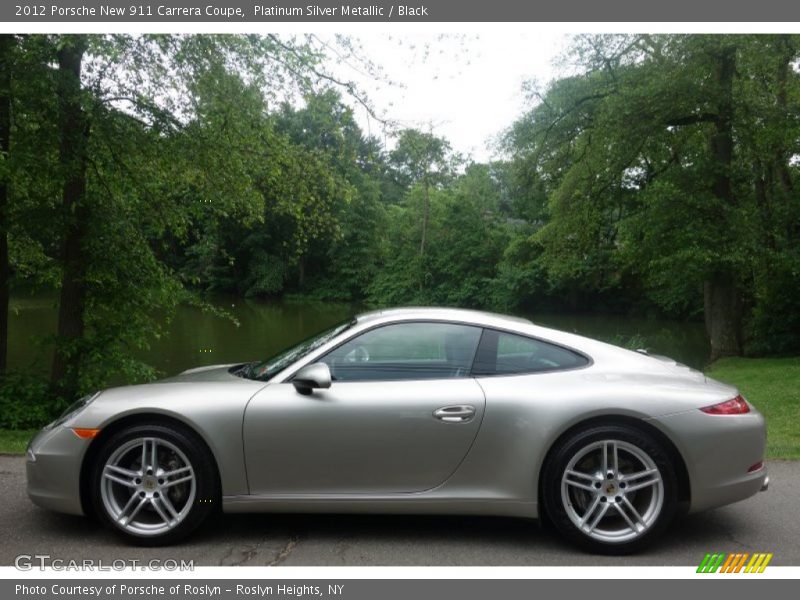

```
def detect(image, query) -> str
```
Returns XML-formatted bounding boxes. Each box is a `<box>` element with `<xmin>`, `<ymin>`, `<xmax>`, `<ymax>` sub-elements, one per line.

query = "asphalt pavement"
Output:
<box><xmin>1</xmin><ymin>456</ymin><xmax>797</xmax><ymax>566</ymax></box>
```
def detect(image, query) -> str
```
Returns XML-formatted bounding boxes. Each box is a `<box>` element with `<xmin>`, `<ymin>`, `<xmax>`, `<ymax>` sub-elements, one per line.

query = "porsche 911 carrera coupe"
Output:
<box><xmin>26</xmin><ymin>307</ymin><xmax>768</xmax><ymax>553</ymax></box>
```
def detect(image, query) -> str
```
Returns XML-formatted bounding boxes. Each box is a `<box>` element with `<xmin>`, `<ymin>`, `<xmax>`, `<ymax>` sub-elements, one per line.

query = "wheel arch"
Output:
<box><xmin>536</xmin><ymin>414</ymin><xmax>691</xmax><ymax>519</ymax></box>
<box><xmin>79</xmin><ymin>412</ymin><xmax>222</xmax><ymax>517</ymax></box>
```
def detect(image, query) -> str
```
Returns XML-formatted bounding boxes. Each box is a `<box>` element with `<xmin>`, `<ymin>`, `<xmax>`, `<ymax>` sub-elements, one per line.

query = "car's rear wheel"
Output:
<box><xmin>90</xmin><ymin>423</ymin><xmax>218</xmax><ymax>545</ymax></box>
<box><xmin>542</xmin><ymin>424</ymin><xmax>678</xmax><ymax>554</ymax></box>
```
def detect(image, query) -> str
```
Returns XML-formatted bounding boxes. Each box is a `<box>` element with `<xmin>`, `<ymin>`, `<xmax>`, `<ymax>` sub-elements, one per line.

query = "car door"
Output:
<box><xmin>243</xmin><ymin>321</ymin><xmax>486</xmax><ymax>495</ymax></box>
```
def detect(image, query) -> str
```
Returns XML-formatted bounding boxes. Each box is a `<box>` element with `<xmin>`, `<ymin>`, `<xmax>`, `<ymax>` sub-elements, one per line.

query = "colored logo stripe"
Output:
<box><xmin>720</xmin><ymin>553</ymin><xmax>736</xmax><ymax>572</ymax></box>
<box><xmin>697</xmin><ymin>553</ymin><xmax>726</xmax><ymax>573</ymax></box>
<box><xmin>697</xmin><ymin>552</ymin><xmax>772</xmax><ymax>573</ymax></box>
<box><xmin>745</xmin><ymin>553</ymin><xmax>773</xmax><ymax>573</ymax></box>
<box><xmin>721</xmin><ymin>553</ymin><xmax>748</xmax><ymax>573</ymax></box>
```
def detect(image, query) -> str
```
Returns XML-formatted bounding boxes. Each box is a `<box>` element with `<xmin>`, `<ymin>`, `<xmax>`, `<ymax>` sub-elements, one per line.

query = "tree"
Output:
<box><xmin>0</xmin><ymin>35</ymin><xmax>13</xmax><ymax>373</ymax></box>
<box><xmin>37</xmin><ymin>34</ymin><xmax>375</xmax><ymax>401</ymax></box>
<box><xmin>273</xmin><ymin>90</ymin><xmax>389</xmax><ymax>299</ymax></box>
<box><xmin>49</xmin><ymin>35</ymin><xmax>90</xmax><ymax>399</ymax></box>
<box><xmin>506</xmin><ymin>34</ymin><xmax>800</xmax><ymax>360</ymax></box>
<box><xmin>390</xmin><ymin>129</ymin><xmax>455</xmax><ymax>255</ymax></box>
<box><xmin>369</xmin><ymin>163</ymin><xmax>508</xmax><ymax>308</ymax></box>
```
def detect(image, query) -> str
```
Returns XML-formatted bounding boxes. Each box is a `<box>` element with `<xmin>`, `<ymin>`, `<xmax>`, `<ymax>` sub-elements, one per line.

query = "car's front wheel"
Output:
<box><xmin>90</xmin><ymin>423</ymin><xmax>218</xmax><ymax>545</ymax></box>
<box><xmin>542</xmin><ymin>424</ymin><xmax>678</xmax><ymax>554</ymax></box>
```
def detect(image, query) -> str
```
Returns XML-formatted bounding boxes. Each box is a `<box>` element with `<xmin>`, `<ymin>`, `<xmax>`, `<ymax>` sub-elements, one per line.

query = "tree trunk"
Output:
<box><xmin>0</xmin><ymin>36</ymin><xmax>12</xmax><ymax>374</ymax></box>
<box><xmin>704</xmin><ymin>277</ymin><xmax>742</xmax><ymax>362</ymax></box>
<box><xmin>419</xmin><ymin>173</ymin><xmax>430</xmax><ymax>256</ymax></box>
<box><xmin>704</xmin><ymin>45</ymin><xmax>742</xmax><ymax>361</ymax></box>
<box><xmin>298</xmin><ymin>257</ymin><xmax>306</xmax><ymax>287</ymax></box>
<box><xmin>754</xmin><ymin>165</ymin><xmax>775</xmax><ymax>251</ymax></box>
<box><xmin>709</xmin><ymin>46</ymin><xmax>735</xmax><ymax>208</ymax></box>
<box><xmin>49</xmin><ymin>36</ymin><xmax>90</xmax><ymax>400</ymax></box>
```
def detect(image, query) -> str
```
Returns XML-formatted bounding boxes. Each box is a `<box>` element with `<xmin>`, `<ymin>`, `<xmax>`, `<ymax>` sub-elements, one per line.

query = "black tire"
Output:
<box><xmin>542</xmin><ymin>424</ymin><xmax>678</xmax><ymax>554</ymax></box>
<box><xmin>90</xmin><ymin>423</ymin><xmax>219</xmax><ymax>546</ymax></box>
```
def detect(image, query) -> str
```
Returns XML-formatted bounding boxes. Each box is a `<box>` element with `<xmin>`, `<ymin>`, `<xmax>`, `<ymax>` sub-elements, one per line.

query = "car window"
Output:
<box><xmin>472</xmin><ymin>329</ymin><xmax>588</xmax><ymax>375</ymax></box>
<box><xmin>321</xmin><ymin>322</ymin><xmax>482</xmax><ymax>382</ymax></box>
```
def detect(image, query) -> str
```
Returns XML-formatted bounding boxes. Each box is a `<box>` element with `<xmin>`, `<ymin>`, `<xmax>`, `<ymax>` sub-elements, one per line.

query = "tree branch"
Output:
<box><xmin>265</xmin><ymin>34</ymin><xmax>389</xmax><ymax>126</ymax></box>
<box><xmin>664</xmin><ymin>112</ymin><xmax>718</xmax><ymax>127</ymax></box>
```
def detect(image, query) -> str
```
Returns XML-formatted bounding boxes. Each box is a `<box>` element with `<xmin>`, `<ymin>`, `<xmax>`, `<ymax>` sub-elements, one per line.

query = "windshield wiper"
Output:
<box><xmin>230</xmin><ymin>362</ymin><xmax>256</xmax><ymax>379</ymax></box>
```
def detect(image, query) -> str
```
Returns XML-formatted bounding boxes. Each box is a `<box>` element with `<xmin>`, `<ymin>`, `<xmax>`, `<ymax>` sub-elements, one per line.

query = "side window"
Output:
<box><xmin>320</xmin><ymin>322</ymin><xmax>482</xmax><ymax>382</ymax></box>
<box><xmin>473</xmin><ymin>329</ymin><xmax>588</xmax><ymax>375</ymax></box>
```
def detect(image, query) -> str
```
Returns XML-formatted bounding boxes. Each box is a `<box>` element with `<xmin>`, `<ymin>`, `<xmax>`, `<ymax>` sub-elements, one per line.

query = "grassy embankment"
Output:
<box><xmin>0</xmin><ymin>357</ymin><xmax>797</xmax><ymax>457</ymax></box>
<box><xmin>707</xmin><ymin>357</ymin><xmax>800</xmax><ymax>460</ymax></box>
<box><xmin>0</xmin><ymin>429</ymin><xmax>38</xmax><ymax>454</ymax></box>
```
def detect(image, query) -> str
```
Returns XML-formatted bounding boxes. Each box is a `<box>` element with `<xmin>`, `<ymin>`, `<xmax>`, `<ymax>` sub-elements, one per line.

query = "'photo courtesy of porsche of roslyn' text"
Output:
<box><xmin>0</xmin><ymin>0</ymin><xmax>798</xmax><ymax>595</ymax></box>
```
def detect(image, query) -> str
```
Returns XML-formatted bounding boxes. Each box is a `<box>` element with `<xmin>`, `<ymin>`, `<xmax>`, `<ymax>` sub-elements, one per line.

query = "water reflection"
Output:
<box><xmin>8</xmin><ymin>293</ymin><xmax>710</xmax><ymax>380</ymax></box>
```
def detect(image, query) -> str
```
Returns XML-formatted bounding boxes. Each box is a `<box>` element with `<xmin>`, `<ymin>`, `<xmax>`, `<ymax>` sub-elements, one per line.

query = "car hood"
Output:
<box><xmin>158</xmin><ymin>363</ymin><xmax>243</xmax><ymax>383</ymax></box>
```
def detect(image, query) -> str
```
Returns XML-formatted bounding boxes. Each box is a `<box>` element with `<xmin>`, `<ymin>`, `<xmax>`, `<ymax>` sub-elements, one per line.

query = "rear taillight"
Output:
<box><xmin>700</xmin><ymin>395</ymin><xmax>750</xmax><ymax>415</ymax></box>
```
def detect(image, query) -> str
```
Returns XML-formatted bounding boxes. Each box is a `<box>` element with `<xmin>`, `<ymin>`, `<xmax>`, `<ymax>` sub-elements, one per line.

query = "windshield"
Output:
<box><xmin>237</xmin><ymin>318</ymin><xmax>356</xmax><ymax>381</ymax></box>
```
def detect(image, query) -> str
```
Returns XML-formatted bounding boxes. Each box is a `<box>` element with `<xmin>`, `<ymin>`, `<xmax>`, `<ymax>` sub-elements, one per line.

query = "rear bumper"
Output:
<box><xmin>26</xmin><ymin>426</ymin><xmax>89</xmax><ymax>516</ymax></box>
<box><xmin>648</xmin><ymin>408</ymin><xmax>768</xmax><ymax>513</ymax></box>
<box><xmin>685</xmin><ymin>464</ymin><xmax>768</xmax><ymax>513</ymax></box>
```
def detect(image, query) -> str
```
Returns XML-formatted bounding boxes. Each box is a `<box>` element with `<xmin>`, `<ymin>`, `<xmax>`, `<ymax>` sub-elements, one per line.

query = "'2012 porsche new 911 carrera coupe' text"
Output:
<box><xmin>26</xmin><ymin>307</ymin><xmax>768</xmax><ymax>553</ymax></box>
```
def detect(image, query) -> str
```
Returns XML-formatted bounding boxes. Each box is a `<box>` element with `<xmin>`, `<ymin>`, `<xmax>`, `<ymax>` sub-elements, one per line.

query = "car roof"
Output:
<box><xmin>351</xmin><ymin>306</ymin><xmax>673</xmax><ymax>375</ymax></box>
<box><xmin>355</xmin><ymin>306</ymin><xmax>533</xmax><ymax>329</ymax></box>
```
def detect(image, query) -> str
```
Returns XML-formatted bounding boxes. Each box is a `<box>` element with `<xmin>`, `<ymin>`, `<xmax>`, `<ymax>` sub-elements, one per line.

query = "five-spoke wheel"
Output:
<box><xmin>543</xmin><ymin>425</ymin><xmax>677</xmax><ymax>554</ymax></box>
<box><xmin>91</xmin><ymin>423</ymin><xmax>218</xmax><ymax>545</ymax></box>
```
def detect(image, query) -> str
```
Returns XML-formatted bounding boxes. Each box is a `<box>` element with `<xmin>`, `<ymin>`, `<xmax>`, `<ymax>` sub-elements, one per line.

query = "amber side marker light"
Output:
<box><xmin>700</xmin><ymin>395</ymin><xmax>750</xmax><ymax>415</ymax></box>
<box><xmin>71</xmin><ymin>428</ymin><xmax>100</xmax><ymax>439</ymax></box>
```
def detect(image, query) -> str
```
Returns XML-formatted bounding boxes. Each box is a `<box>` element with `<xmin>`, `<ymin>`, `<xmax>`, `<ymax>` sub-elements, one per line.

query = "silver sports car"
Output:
<box><xmin>26</xmin><ymin>307</ymin><xmax>768</xmax><ymax>553</ymax></box>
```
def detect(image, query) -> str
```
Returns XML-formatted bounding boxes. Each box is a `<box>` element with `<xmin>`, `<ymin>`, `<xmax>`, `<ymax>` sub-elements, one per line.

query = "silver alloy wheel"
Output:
<box><xmin>560</xmin><ymin>439</ymin><xmax>664</xmax><ymax>543</ymax></box>
<box><xmin>100</xmin><ymin>437</ymin><xmax>196</xmax><ymax>536</ymax></box>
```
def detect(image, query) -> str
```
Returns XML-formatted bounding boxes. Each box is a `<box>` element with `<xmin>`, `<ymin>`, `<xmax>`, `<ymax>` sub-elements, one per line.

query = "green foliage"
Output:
<box><xmin>1</xmin><ymin>34</ymin><xmax>366</xmax><ymax>402</ymax></box>
<box><xmin>242</xmin><ymin>251</ymin><xmax>286</xmax><ymax>297</ymax></box>
<box><xmin>311</xmin><ymin>182</ymin><xmax>388</xmax><ymax>301</ymax></box>
<box><xmin>0</xmin><ymin>372</ymin><xmax>51</xmax><ymax>429</ymax></box>
<box><xmin>492</xmin><ymin>232</ymin><xmax>549</xmax><ymax>311</ymax></box>
<box><xmin>368</xmin><ymin>164</ymin><xmax>509</xmax><ymax>308</ymax></box>
<box><xmin>390</xmin><ymin>128</ymin><xmax>455</xmax><ymax>187</ymax></box>
<box><xmin>746</xmin><ymin>249</ymin><xmax>800</xmax><ymax>356</ymax></box>
<box><xmin>3</xmin><ymin>33</ymin><xmax>800</xmax><ymax>429</ymax></box>
<box><xmin>505</xmin><ymin>34</ymin><xmax>800</xmax><ymax>353</ymax></box>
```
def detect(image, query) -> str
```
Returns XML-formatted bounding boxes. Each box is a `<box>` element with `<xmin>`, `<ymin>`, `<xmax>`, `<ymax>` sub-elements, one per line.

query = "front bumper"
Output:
<box><xmin>649</xmin><ymin>408</ymin><xmax>768</xmax><ymax>513</ymax></box>
<box><xmin>26</xmin><ymin>426</ymin><xmax>90</xmax><ymax>516</ymax></box>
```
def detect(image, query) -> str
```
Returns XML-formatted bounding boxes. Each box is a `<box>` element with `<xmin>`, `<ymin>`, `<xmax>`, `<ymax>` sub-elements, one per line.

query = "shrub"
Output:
<box><xmin>0</xmin><ymin>371</ymin><xmax>54</xmax><ymax>429</ymax></box>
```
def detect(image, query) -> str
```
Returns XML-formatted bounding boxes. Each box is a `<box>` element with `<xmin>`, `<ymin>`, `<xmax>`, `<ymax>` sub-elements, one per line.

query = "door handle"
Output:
<box><xmin>433</xmin><ymin>405</ymin><xmax>476</xmax><ymax>423</ymax></box>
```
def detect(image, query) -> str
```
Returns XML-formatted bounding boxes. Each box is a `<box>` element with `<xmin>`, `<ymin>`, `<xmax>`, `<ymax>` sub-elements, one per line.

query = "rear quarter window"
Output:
<box><xmin>472</xmin><ymin>329</ymin><xmax>589</xmax><ymax>375</ymax></box>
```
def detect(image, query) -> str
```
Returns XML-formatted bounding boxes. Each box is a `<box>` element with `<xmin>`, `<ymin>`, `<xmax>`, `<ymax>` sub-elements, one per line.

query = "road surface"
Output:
<box><xmin>1</xmin><ymin>456</ymin><xmax>797</xmax><ymax>566</ymax></box>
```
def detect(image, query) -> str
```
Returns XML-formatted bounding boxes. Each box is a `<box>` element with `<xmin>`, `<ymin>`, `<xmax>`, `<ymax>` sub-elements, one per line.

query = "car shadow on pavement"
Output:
<box><xmin>11</xmin><ymin>504</ymin><xmax>769</xmax><ymax>566</ymax></box>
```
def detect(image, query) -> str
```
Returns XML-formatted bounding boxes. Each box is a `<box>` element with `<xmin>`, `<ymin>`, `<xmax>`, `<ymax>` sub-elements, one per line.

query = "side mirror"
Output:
<box><xmin>292</xmin><ymin>363</ymin><xmax>332</xmax><ymax>395</ymax></box>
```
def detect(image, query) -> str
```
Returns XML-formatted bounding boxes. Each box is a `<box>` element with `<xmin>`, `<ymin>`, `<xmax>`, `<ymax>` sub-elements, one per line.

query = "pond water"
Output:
<box><xmin>8</xmin><ymin>293</ymin><xmax>711</xmax><ymax>379</ymax></box>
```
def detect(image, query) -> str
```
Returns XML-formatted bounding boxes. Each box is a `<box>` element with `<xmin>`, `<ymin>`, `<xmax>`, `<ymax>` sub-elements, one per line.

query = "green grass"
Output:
<box><xmin>707</xmin><ymin>357</ymin><xmax>800</xmax><ymax>459</ymax></box>
<box><xmin>0</xmin><ymin>429</ymin><xmax>37</xmax><ymax>454</ymax></box>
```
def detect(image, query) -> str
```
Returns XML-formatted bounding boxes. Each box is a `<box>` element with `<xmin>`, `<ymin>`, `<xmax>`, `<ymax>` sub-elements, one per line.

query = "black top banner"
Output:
<box><xmin>4</xmin><ymin>0</ymin><xmax>800</xmax><ymax>23</ymax></box>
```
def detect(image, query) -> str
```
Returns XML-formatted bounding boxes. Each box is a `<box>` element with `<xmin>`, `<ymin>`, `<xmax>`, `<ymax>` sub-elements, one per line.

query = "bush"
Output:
<box><xmin>746</xmin><ymin>250</ymin><xmax>800</xmax><ymax>356</ymax></box>
<box><xmin>0</xmin><ymin>372</ymin><xmax>54</xmax><ymax>429</ymax></box>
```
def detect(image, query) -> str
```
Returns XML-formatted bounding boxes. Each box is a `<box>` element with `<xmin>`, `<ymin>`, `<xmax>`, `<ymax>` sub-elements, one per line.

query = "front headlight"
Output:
<box><xmin>47</xmin><ymin>392</ymin><xmax>100</xmax><ymax>429</ymax></box>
